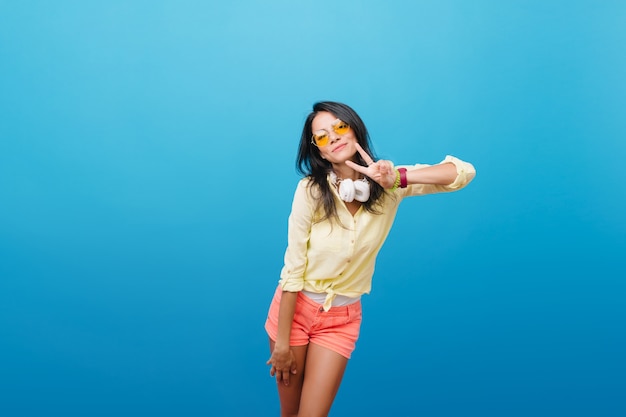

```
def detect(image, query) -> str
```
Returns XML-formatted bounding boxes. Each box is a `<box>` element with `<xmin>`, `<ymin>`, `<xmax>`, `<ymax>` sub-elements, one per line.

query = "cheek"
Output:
<box><xmin>316</xmin><ymin>143</ymin><xmax>335</xmax><ymax>158</ymax></box>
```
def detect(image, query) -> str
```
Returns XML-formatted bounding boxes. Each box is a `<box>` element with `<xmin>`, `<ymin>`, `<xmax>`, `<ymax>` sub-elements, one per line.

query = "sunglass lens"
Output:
<box><xmin>314</xmin><ymin>134</ymin><xmax>329</xmax><ymax>147</ymax></box>
<box><xmin>334</xmin><ymin>121</ymin><xmax>349</xmax><ymax>135</ymax></box>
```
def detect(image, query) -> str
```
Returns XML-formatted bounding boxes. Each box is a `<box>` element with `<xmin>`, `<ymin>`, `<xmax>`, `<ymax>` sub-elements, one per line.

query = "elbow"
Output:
<box><xmin>459</xmin><ymin>161</ymin><xmax>476</xmax><ymax>185</ymax></box>
<box><xmin>467</xmin><ymin>168</ymin><xmax>476</xmax><ymax>183</ymax></box>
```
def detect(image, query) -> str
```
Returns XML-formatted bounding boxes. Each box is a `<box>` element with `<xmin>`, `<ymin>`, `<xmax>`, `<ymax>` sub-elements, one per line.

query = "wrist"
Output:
<box><xmin>389</xmin><ymin>169</ymin><xmax>401</xmax><ymax>190</ymax></box>
<box><xmin>398</xmin><ymin>167</ymin><xmax>408</xmax><ymax>188</ymax></box>
<box><xmin>273</xmin><ymin>341</ymin><xmax>290</xmax><ymax>353</ymax></box>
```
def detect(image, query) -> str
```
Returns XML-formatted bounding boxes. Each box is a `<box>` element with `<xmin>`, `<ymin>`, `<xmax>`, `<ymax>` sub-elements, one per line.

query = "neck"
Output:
<box><xmin>331</xmin><ymin>163</ymin><xmax>360</xmax><ymax>181</ymax></box>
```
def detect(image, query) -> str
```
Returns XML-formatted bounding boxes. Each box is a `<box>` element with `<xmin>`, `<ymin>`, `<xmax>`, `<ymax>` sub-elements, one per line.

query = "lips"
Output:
<box><xmin>332</xmin><ymin>143</ymin><xmax>347</xmax><ymax>153</ymax></box>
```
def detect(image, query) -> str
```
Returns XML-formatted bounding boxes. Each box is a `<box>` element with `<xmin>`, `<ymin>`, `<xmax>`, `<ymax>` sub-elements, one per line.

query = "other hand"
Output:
<box><xmin>266</xmin><ymin>347</ymin><xmax>297</xmax><ymax>386</ymax></box>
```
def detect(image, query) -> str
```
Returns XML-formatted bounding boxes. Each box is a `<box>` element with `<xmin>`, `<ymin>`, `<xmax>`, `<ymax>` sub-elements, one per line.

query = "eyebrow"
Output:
<box><xmin>312</xmin><ymin>118</ymin><xmax>342</xmax><ymax>132</ymax></box>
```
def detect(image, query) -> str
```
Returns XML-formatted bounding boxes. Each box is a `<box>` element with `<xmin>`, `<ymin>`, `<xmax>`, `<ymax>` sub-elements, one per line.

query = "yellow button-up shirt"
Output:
<box><xmin>279</xmin><ymin>155</ymin><xmax>476</xmax><ymax>311</ymax></box>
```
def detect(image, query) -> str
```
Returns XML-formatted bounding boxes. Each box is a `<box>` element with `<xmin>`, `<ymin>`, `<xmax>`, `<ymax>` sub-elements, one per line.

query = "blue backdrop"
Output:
<box><xmin>1</xmin><ymin>1</ymin><xmax>624</xmax><ymax>416</ymax></box>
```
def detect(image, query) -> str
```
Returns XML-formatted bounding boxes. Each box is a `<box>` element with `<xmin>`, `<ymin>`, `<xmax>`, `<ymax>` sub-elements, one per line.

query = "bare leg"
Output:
<box><xmin>269</xmin><ymin>338</ymin><xmax>309</xmax><ymax>417</ymax></box>
<box><xmin>297</xmin><ymin>343</ymin><xmax>349</xmax><ymax>417</ymax></box>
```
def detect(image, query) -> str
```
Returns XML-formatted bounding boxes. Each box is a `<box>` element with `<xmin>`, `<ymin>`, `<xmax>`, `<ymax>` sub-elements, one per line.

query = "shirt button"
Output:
<box><xmin>347</xmin><ymin>259</ymin><xmax>351</xmax><ymax>263</ymax></box>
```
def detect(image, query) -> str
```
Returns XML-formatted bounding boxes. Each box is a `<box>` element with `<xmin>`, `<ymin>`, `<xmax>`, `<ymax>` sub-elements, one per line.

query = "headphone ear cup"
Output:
<box><xmin>353</xmin><ymin>180</ymin><xmax>371</xmax><ymax>202</ymax></box>
<box><xmin>339</xmin><ymin>179</ymin><xmax>356</xmax><ymax>202</ymax></box>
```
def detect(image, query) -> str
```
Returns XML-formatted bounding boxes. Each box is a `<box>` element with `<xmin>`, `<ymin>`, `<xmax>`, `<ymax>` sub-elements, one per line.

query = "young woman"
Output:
<box><xmin>265</xmin><ymin>101</ymin><xmax>476</xmax><ymax>416</ymax></box>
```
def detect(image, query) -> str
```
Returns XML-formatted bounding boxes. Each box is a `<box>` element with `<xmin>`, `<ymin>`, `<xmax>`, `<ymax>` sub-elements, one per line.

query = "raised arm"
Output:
<box><xmin>346</xmin><ymin>143</ymin><xmax>475</xmax><ymax>194</ymax></box>
<box><xmin>404</xmin><ymin>161</ymin><xmax>458</xmax><ymax>185</ymax></box>
<box><xmin>400</xmin><ymin>155</ymin><xmax>476</xmax><ymax>195</ymax></box>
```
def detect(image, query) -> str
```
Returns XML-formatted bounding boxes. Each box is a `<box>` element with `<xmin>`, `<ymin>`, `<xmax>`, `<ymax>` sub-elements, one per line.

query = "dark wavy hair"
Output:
<box><xmin>296</xmin><ymin>101</ymin><xmax>386</xmax><ymax>223</ymax></box>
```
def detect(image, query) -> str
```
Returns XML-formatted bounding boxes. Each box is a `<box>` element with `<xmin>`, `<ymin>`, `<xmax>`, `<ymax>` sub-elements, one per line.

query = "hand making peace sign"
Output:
<box><xmin>345</xmin><ymin>143</ymin><xmax>398</xmax><ymax>189</ymax></box>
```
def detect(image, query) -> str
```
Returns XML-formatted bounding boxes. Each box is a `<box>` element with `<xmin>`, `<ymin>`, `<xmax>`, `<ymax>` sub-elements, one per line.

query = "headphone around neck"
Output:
<box><xmin>329</xmin><ymin>172</ymin><xmax>370</xmax><ymax>203</ymax></box>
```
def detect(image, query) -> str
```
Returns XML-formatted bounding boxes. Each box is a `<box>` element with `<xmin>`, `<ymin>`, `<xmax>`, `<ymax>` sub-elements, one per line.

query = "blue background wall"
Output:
<box><xmin>1</xmin><ymin>1</ymin><xmax>624</xmax><ymax>416</ymax></box>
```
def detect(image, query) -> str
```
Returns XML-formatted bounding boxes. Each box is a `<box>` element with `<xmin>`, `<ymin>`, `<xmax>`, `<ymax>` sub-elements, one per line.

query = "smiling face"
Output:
<box><xmin>311</xmin><ymin>111</ymin><xmax>359</xmax><ymax>165</ymax></box>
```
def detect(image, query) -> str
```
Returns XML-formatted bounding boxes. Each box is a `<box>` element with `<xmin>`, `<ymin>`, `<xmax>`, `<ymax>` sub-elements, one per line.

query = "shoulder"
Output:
<box><xmin>295</xmin><ymin>176</ymin><xmax>325</xmax><ymax>197</ymax></box>
<box><xmin>298</xmin><ymin>176</ymin><xmax>314</xmax><ymax>188</ymax></box>
<box><xmin>291</xmin><ymin>177</ymin><xmax>318</xmax><ymax>203</ymax></box>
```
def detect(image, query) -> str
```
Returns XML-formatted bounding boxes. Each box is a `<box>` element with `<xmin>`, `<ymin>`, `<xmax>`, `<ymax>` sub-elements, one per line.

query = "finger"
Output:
<box><xmin>345</xmin><ymin>160</ymin><xmax>369</xmax><ymax>175</ymax></box>
<box><xmin>380</xmin><ymin>161</ymin><xmax>394</xmax><ymax>176</ymax></box>
<box><xmin>354</xmin><ymin>143</ymin><xmax>375</xmax><ymax>166</ymax></box>
<box><xmin>281</xmin><ymin>370</ymin><xmax>290</xmax><ymax>386</ymax></box>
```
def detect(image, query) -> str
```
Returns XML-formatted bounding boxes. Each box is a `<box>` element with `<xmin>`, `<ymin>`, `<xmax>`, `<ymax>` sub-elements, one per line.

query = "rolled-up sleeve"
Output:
<box><xmin>441</xmin><ymin>155</ymin><xmax>476</xmax><ymax>190</ymax></box>
<box><xmin>279</xmin><ymin>179</ymin><xmax>314</xmax><ymax>292</ymax></box>
<box><xmin>401</xmin><ymin>155</ymin><xmax>476</xmax><ymax>197</ymax></box>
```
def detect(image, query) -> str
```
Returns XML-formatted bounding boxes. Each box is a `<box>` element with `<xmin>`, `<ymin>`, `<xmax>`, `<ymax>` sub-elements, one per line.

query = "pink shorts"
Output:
<box><xmin>264</xmin><ymin>286</ymin><xmax>363</xmax><ymax>359</ymax></box>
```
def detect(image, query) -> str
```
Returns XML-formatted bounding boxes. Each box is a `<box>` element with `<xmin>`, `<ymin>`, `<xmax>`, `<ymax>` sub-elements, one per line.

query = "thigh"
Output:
<box><xmin>269</xmin><ymin>339</ymin><xmax>308</xmax><ymax>417</ymax></box>
<box><xmin>298</xmin><ymin>342</ymin><xmax>349</xmax><ymax>417</ymax></box>
<box><xmin>309</xmin><ymin>305</ymin><xmax>362</xmax><ymax>360</ymax></box>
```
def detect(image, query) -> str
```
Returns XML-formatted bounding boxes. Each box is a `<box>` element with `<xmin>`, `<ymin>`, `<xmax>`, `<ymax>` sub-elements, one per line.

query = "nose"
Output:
<box><xmin>328</xmin><ymin>131</ymin><xmax>341</xmax><ymax>144</ymax></box>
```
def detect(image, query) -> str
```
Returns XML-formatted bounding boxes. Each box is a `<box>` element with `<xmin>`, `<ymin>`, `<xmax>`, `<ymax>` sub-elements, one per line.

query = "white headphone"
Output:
<box><xmin>330</xmin><ymin>172</ymin><xmax>371</xmax><ymax>203</ymax></box>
